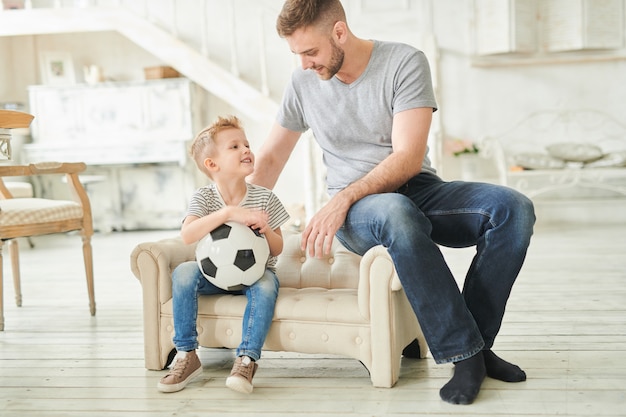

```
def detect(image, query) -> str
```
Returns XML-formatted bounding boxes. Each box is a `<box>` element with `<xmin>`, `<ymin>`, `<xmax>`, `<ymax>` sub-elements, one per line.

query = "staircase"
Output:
<box><xmin>0</xmin><ymin>2</ymin><xmax>281</xmax><ymax>122</ymax></box>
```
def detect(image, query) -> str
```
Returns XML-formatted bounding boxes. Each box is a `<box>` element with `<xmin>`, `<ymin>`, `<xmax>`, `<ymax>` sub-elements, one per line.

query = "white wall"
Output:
<box><xmin>0</xmin><ymin>37</ymin><xmax>11</xmax><ymax>104</ymax></box>
<box><xmin>432</xmin><ymin>0</ymin><xmax>626</xmax><ymax>149</ymax></box>
<box><xmin>2</xmin><ymin>0</ymin><xmax>625</xmax><ymax>209</ymax></box>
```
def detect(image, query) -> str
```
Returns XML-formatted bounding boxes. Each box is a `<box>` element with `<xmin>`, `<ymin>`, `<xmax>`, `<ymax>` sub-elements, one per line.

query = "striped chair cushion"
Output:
<box><xmin>0</xmin><ymin>198</ymin><xmax>83</xmax><ymax>226</ymax></box>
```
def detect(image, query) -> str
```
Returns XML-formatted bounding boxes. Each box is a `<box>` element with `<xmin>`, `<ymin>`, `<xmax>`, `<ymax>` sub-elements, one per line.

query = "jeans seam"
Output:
<box><xmin>436</xmin><ymin>342</ymin><xmax>485</xmax><ymax>364</ymax></box>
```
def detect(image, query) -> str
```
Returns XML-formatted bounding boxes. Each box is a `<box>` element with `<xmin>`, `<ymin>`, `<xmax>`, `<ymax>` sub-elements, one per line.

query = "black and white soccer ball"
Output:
<box><xmin>195</xmin><ymin>221</ymin><xmax>270</xmax><ymax>291</ymax></box>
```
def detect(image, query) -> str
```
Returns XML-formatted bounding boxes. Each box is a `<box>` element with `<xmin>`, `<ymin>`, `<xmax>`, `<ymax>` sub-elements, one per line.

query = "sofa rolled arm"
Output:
<box><xmin>130</xmin><ymin>237</ymin><xmax>195</xmax><ymax>304</ymax></box>
<box><xmin>358</xmin><ymin>244</ymin><xmax>427</xmax><ymax>386</ymax></box>
<box><xmin>357</xmin><ymin>245</ymin><xmax>403</xmax><ymax>320</ymax></box>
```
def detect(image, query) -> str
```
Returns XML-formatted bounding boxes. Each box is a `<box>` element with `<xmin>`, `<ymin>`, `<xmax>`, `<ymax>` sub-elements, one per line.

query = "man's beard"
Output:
<box><xmin>317</xmin><ymin>38</ymin><xmax>344</xmax><ymax>80</ymax></box>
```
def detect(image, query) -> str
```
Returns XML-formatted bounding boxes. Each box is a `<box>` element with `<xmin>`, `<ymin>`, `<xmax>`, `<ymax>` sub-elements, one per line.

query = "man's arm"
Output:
<box><xmin>248</xmin><ymin>122</ymin><xmax>302</xmax><ymax>189</ymax></box>
<box><xmin>302</xmin><ymin>107</ymin><xmax>433</xmax><ymax>257</ymax></box>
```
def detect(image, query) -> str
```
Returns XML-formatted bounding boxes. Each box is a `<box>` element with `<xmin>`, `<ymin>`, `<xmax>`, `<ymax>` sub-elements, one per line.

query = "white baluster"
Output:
<box><xmin>258</xmin><ymin>7</ymin><xmax>269</xmax><ymax>96</ymax></box>
<box><xmin>170</xmin><ymin>0</ymin><xmax>178</xmax><ymax>38</ymax></box>
<box><xmin>229</xmin><ymin>1</ymin><xmax>239</xmax><ymax>77</ymax></box>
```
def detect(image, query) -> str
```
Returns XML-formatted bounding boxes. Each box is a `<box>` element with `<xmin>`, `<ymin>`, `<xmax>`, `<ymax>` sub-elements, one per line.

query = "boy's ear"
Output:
<box><xmin>204</xmin><ymin>157</ymin><xmax>219</xmax><ymax>173</ymax></box>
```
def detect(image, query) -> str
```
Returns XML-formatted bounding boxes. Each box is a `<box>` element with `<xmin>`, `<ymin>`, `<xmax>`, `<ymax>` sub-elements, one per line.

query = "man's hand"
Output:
<box><xmin>301</xmin><ymin>194</ymin><xmax>351</xmax><ymax>258</ymax></box>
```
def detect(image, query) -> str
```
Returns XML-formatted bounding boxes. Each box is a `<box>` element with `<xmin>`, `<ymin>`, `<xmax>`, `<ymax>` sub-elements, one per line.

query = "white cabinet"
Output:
<box><xmin>25</xmin><ymin>78</ymin><xmax>200</xmax><ymax>165</ymax></box>
<box><xmin>24</xmin><ymin>78</ymin><xmax>205</xmax><ymax>230</ymax></box>
<box><xmin>472</xmin><ymin>0</ymin><xmax>626</xmax><ymax>64</ymax></box>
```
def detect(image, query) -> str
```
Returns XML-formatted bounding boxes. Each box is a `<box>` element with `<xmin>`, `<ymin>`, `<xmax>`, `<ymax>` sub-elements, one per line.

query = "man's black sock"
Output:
<box><xmin>439</xmin><ymin>351</ymin><xmax>486</xmax><ymax>405</ymax></box>
<box><xmin>483</xmin><ymin>349</ymin><xmax>526</xmax><ymax>382</ymax></box>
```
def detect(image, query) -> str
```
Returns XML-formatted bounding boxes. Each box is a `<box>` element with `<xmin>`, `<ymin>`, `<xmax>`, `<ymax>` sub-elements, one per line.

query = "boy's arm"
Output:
<box><xmin>182</xmin><ymin>206</ymin><xmax>284</xmax><ymax>255</ymax></box>
<box><xmin>264</xmin><ymin>227</ymin><xmax>284</xmax><ymax>257</ymax></box>
<box><xmin>180</xmin><ymin>209</ymin><xmax>231</xmax><ymax>245</ymax></box>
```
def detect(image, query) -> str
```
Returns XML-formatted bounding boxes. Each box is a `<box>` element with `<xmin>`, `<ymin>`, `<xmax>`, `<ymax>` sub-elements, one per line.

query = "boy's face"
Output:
<box><xmin>206</xmin><ymin>128</ymin><xmax>254</xmax><ymax>178</ymax></box>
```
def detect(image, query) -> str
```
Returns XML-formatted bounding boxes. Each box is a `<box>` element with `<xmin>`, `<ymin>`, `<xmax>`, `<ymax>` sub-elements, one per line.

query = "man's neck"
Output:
<box><xmin>335</xmin><ymin>38</ymin><xmax>374</xmax><ymax>84</ymax></box>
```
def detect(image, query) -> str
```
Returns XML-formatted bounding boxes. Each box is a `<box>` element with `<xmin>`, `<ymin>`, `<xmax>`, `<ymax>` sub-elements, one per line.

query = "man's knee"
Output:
<box><xmin>385</xmin><ymin>195</ymin><xmax>431</xmax><ymax>230</ymax></box>
<box><xmin>505</xmin><ymin>190</ymin><xmax>536</xmax><ymax>230</ymax></box>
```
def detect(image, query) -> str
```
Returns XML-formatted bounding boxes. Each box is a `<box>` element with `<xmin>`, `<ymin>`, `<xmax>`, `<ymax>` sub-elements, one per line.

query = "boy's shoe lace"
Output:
<box><xmin>157</xmin><ymin>350</ymin><xmax>202</xmax><ymax>393</ymax></box>
<box><xmin>225</xmin><ymin>355</ymin><xmax>258</xmax><ymax>394</ymax></box>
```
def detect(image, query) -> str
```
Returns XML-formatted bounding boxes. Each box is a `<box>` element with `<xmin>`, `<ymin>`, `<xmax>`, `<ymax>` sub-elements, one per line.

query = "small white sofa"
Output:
<box><xmin>130</xmin><ymin>232</ymin><xmax>427</xmax><ymax>388</ymax></box>
<box><xmin>481</xmin><ymin>109</ymin><xmax>626</xmax><ymax>199</ymax></box>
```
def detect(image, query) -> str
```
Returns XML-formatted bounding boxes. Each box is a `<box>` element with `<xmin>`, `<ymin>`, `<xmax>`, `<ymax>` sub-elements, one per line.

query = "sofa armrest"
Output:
<box><xmin>358</xmin><ymin>245</ymin><xmax>402</xmax><ymax>320</ymax></box>
<box><xmin>130</xmin><ymin>237</ymin><xmax>195</xmax><ymax>304</ymax></box>
<box><xmin>358</xmin><ymin>244</ymin><xmax>427</xmax><ymax>384</ymax></box>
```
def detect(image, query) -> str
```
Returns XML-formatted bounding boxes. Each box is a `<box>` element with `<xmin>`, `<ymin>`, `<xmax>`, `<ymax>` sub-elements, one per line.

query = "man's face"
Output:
<box><xmin>287</xmin><ymin>26</ymin><xmax>344</xmax><ymax>80</ymax></box>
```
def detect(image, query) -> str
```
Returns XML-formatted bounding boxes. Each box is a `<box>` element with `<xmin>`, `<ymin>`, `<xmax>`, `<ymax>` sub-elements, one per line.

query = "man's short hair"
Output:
<box><xmin>276</xmin><ymin>0</ymin><xmax>346</xmax><ymax>38</ymax></box>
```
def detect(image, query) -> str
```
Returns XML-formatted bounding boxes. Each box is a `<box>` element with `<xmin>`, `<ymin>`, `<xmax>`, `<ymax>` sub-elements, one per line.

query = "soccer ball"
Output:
<box><xmin>196</xmin><ymin>221</ymin><xmax>270</xmax><ymax>291</ymax></box>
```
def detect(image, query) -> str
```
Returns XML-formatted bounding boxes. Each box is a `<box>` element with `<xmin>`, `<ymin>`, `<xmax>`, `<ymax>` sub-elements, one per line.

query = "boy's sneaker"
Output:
<box><xmin>225</xmin><ymin>356</ymin><xmax>258</xmax><ymax>394</ymax></box>
<box><xmin>157</xmin><ymin>350</ymin><xmax>202</xmax><ymax>393</ymax></box>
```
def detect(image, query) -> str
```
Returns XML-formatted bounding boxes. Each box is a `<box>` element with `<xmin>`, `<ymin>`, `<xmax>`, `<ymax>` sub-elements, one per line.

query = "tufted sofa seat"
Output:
<box><xmin>130</xmin><ymin>232</ymin><xmax>427</xmax><ymax>387</ymax></box>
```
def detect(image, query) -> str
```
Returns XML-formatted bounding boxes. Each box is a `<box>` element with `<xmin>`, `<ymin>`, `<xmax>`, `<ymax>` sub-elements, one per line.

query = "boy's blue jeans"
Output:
<box><xmin>171</xmin><ymin>261</ymin><xmax>279</xmax><ymax>361</ymax></box>
<box><xmin>335</xmin><ymin>173</ymin><xmax>536</xmax><ymax>364</ymax></box>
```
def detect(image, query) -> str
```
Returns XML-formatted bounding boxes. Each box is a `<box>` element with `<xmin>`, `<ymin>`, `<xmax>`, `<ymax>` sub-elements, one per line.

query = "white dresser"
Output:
<box><xmin>23</xmin><ymin>78</ymin><xmax>206</xmax><ymax>231</ymax></box>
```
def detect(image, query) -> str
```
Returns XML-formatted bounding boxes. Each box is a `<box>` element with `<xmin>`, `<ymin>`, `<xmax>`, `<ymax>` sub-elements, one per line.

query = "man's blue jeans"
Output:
<box><xmin>171</xmin><ymin>261</ymin><xmax>279</xmax><ymax>361</ymax></box>
<box><xmin>335</xmin><ymin>173</ymin><xmax>535</xmax><ymax>364</ymax></box>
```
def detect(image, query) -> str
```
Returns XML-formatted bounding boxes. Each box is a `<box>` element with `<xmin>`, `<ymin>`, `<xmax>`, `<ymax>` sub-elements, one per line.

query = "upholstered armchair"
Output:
<box><xmin>0</xmin><ymin>110</ymin><xmax>96</xmax><ymax>331</ymax></box>
<box><xmin>130</xmin><ymin>232</ymin><xmax>427</xmax><ymax>388</ymax></box>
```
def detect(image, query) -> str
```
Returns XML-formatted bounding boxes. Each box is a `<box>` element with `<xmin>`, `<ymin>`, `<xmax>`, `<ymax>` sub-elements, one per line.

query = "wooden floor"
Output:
<box><xmin>0</xmin><ymin>222</ymin><xmax>625</xmax><ymax>417</ymax></box>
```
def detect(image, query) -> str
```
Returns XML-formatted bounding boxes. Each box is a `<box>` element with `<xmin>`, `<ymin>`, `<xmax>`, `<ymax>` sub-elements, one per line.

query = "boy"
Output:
<box><xmin>158</xmin><ymin>115</ymin><xmax>290</xmax><ymax>394</ymax></box>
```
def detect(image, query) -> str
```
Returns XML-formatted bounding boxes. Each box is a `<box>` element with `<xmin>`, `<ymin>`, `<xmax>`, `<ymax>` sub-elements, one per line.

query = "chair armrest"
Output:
<box><xmin>0</xmin><ymin>162</ymin><xmax>86</xmax><ymax>177</ymax></box>
<box><xmin>0</xmin><ymin>109</ymin><xmax>34</xmax><ymax>128</ymax></box>
<box><xmin>0</xmin><ymin>162</ymin><xmax>93</xmax><ymax>231</ymax></box>
<box><xmin>130</xmin><ymin>237</ymin><xmax>196</xmax><ymax>304</ymax></box>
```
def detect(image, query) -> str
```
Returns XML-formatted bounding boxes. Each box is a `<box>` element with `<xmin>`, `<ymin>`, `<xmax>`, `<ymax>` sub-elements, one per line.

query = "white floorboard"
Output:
<box><xmin>1</xmin><ymin>222</ymin><xmax>625</xmax><ymax>416</ymax></box>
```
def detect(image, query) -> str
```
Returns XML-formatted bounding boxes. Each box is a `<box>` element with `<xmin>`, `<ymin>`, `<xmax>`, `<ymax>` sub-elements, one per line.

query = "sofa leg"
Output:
<box><xmin>402</xmin><ymin>338</ymin><xmax>422</xmax><ymax>359</ymax></box>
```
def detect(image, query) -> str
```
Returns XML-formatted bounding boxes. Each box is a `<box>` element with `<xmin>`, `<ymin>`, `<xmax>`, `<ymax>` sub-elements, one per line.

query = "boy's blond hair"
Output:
<box><xmin>190</xmin><ymin>115</ymin><xmax>244</xmax><ymax>177</ymax></box>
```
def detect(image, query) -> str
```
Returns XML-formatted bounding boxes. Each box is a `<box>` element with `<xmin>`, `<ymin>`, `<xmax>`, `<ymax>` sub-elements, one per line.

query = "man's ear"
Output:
<box><xmin>333</xmin><ymin>21</ymin><xmax>348</xmax><ymax>44</ymax></box>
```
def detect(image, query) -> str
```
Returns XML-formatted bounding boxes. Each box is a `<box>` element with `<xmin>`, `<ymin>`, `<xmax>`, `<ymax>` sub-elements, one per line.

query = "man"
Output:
<box><xmin>249</xmin><ymin>0</ymin><xmax>535</xmax><ymax>405</ymax></box>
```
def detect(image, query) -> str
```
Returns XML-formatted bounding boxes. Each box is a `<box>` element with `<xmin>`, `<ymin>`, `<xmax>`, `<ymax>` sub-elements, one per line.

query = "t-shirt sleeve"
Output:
<box><xmin>277</xmin><ymin>73</ymin><xmax>310</xmax><ymax>133</ymax></box>
<box><xmin>186</xmin><ymin>191</ymin><xmax>209</xmax><ymax>219</ymax></box>
<box><xmin>186</xmin><ymin>186</ymin><xmax>221</xmax><ymax>220</ymax></box>
<box><xmin>392</xmin><ymin>50</ymin><xmax>438</xmax><ymax>115</ymax></box>
<box><xmin>267</xmin><ymin>192</ymin><xmax>290</xmax><ymax>231</ymax></box>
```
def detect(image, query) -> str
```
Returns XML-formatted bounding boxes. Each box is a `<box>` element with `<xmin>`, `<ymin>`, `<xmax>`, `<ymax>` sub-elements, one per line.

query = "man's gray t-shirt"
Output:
<box><xmin>277</xmin><ymin>40</ymin><xmax>438</xmax><ymax>196</ymax></box>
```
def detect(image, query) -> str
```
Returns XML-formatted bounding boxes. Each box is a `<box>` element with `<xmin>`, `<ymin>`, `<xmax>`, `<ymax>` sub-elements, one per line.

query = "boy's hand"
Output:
<box><xmin>229</xmin><ymin>207</ymin><xmax>270</xmax><ymax>234</ymax></box>
<box><xmin>245</xmin><ymin>210</ymin><xmax>270</xmax><ymax>234</ymax></box>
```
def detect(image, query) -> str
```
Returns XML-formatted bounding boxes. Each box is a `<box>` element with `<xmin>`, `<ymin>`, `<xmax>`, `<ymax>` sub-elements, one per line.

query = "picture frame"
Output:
<box><xmin>39</xmin><ymin>52</ymin><xmax>76</xmax><ymax>86</ymax></box>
